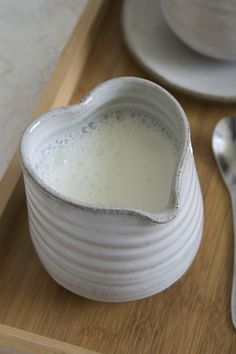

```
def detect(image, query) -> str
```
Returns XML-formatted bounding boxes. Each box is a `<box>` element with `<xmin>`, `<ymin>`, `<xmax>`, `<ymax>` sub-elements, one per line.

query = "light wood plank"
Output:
<box><xmin>0</xmin><ymin>324</ymin><xmax>99</xmax><ymax>354</ymax></box>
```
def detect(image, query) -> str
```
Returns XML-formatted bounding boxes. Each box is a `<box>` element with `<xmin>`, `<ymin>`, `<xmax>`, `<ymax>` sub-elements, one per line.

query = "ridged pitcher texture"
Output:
<box><xmin>20</xmin><ymin>77</ymin><xmax>204</xmax><ymax>302</ymax></box>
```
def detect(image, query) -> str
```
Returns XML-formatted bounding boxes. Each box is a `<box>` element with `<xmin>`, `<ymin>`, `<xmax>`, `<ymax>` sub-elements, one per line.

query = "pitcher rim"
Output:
<box><xmin>19</xmin><ymin>77</ymin><xmax>190</xmax><ymax>223</ymax></box>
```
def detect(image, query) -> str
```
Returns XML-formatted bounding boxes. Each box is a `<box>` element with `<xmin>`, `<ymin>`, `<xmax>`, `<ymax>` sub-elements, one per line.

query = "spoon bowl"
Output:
<box><xmin>213</xmin><ymin>116</ymin><xmax>236</xmax><ymax>187</ymax></box>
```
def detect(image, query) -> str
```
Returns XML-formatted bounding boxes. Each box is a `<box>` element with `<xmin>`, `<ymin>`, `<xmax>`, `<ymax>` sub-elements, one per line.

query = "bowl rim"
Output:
<box><xmin>19</xmin><ymin>76</ymin><xmax>190</xmax><ymax>223</ymax></box>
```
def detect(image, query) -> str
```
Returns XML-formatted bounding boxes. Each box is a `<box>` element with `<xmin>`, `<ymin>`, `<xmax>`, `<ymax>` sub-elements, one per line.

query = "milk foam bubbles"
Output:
<box><xmin>33</xmin><ymin>109</ymin><xmax>178</xmax><ymax>213</ymax></box>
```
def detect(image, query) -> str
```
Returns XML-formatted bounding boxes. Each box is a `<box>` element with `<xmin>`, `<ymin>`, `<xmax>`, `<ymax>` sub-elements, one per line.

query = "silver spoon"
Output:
<box><xmin>212</xmin><ymin>116</ymin><xmax>236</xmax><ymax>329</ymax></box>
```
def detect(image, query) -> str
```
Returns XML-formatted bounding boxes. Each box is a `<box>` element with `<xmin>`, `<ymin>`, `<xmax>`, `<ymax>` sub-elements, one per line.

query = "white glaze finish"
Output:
<box><xmin>122</xmin><ymin>0</ymin><xmax>236</xmax><ymax>101</ymax></box>
<box><xmin>20</xmin><ymin>77</ymin><xmax>204</xmax><ymax>302</ymax></box>
<box><xmin>161</xmin><ymin>0</ymin><xmax>236</xmax><ymax>61</ymax></box>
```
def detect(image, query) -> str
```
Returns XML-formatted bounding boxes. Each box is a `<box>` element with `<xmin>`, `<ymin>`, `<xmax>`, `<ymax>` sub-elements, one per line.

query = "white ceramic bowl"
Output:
<box><xmin>160</xmin><ymin>0</ymin><xmax>236</xmax><ymax>61</ymax></box>
<box><xmin>20</xmin><ymin>77</ymin><xmax>204</xmax><ymax>302</ymax></box>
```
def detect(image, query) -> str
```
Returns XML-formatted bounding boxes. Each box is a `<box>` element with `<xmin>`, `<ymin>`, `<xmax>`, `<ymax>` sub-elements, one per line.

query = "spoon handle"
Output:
<box><xmin>229</xmin><ymin>190</ymin><xmax>236</xmax><ymax>329</ymax></box>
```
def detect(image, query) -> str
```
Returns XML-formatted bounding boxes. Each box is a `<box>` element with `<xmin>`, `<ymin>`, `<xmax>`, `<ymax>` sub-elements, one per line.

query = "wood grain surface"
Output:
<box><xmin>1</xmin><ymin>0</ymin><xmax>236</xmax><ymax>353</ymax></box>
<box><xmin>0</xmin><ymin>324</ymin><xmax>99</xmax><ymax>354</ymax></box>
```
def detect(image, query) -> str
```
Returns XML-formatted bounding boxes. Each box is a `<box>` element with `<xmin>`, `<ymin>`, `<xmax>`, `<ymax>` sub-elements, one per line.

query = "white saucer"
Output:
<box><xmin>122</xmin><ymin>0</ymin><xmax>236</xmax><ymax>101</ymax></box>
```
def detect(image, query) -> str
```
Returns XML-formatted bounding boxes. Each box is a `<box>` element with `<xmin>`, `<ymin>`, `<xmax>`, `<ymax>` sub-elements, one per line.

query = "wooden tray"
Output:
<box><xmin>1</xmin><ymin>0</ymin><xmax>236</xmax><ymax>353</ymax></box>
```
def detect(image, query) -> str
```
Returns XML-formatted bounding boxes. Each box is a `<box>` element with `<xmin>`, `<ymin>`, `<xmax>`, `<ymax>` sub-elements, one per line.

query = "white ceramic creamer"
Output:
<box><xmin>20</xmin><ymin>77</ymin><xmax>204</xmax><ymax>302</ymax></box>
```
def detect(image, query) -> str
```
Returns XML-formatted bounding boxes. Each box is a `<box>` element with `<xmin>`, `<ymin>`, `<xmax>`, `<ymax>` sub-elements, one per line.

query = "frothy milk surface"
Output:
<box><xmin>33</xmin><ymin>109</ymin><xmax>178</xmax><ymax>213</ymax></box>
